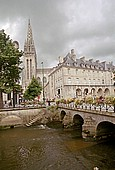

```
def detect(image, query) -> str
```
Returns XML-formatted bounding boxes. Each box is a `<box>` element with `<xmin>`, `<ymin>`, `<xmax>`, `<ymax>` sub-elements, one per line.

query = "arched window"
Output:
<box><xmin>37</xmin><ymin>77</ymin><xmax>41</xmax><ymax>83</ymax></box>
<box><xmin>27</xmin><ymin>59</ymin><xmax>29</xmax><ymax>79</ymax></box>
<box><xmin>30</xmin><ymin>59</ymin><xmax>32</xmax><ymax>79</ymax></box>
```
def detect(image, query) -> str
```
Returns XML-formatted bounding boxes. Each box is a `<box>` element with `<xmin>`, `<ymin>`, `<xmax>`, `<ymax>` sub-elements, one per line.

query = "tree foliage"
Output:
<box><xmin>23</xmin><ymin>77</ymin><xmax>42</xmax><ymax>101</ymax></box>
<box><xmin>0</xmin><ymin>30</ymin><xmax>23</xmax><ymax>108</ymax></box>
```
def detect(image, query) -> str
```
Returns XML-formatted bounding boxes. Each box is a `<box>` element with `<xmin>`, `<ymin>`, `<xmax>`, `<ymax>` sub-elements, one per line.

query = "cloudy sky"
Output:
<box><xmin>0</xmin><ymin>0</ymin><xmax>115</xmax><ymax>67</ymax></box>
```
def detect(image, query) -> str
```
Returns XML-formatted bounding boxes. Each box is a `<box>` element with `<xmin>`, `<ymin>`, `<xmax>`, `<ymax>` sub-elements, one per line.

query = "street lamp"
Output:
<box><xmin>41</xmin><ymin>62</ymin><xmax>45</xmax><ymax>103</ymax></box>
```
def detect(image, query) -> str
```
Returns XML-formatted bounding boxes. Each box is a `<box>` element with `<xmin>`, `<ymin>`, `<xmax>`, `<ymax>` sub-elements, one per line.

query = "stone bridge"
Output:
<box><xmin>58</xmin><ymin>107</ymin><xmax>115</xmax><ymax>139</ymax></box>
<box><xmin>0</xmin><ymin>106</ymin><xmax>115</xmax><ymax>140</ymax></box>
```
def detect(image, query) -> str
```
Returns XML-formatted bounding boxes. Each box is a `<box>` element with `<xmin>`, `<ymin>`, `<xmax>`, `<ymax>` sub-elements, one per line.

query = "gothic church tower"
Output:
<box><xmin>22</xmin><ymin>20</ymin><xmax>37</xmax><ymax>90</ymax></box>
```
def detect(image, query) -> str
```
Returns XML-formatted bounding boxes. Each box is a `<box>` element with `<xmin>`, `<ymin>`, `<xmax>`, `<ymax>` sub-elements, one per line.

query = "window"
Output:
<box><xmin>68</xmin><ymin>77</ymin><xmax>71</xmax><ymax>84</ymax></box>
<box><xmin>27</xmin><ymin>59</ymin><xmax>29</xmax><ymax>79</ymax></box>
<box><xmin>30</xmin><ymin>59</ymin><xmax>32</xmax><ymax>79</ymax></box>
<box><xmin>76</xmin><ymin>78</ymin><xmax>79</xmax><ymax>84</ymax></box>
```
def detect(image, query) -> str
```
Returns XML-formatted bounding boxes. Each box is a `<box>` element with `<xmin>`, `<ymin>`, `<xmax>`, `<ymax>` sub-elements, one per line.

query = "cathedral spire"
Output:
<box><xmin>23</xmin><ymin>19</ymin><xmax>37</xmax><ymax>90</ymax></box>
<box><xmin>27</xmin><ymin>19</ymin><xmax>34</xmax><ymax>45</ymax></box>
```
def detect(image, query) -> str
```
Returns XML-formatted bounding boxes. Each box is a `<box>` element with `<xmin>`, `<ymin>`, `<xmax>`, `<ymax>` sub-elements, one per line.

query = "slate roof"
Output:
<box><xmin>59</xmin><ymin>50</ymin><xmax>115</xmax><ymax>71</ymax></box>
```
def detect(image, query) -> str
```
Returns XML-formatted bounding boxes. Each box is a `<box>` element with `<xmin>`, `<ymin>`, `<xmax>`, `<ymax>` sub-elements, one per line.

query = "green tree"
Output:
<box><xmin>23</xmin><ymin>77</ymin><xmax>42</xmax><ymax>101</ymax></box>
<box><xmin>0</xmin><ymin>30</ymin><xmax>23</xmax><ymax>108</ymax></box>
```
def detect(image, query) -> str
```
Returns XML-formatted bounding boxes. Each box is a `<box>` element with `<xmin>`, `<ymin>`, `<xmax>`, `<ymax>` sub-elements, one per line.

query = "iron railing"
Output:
<box><xmin>58</xmin><ymin>103</ymin><xmax>115</xmax><ymax>113</ymax></box>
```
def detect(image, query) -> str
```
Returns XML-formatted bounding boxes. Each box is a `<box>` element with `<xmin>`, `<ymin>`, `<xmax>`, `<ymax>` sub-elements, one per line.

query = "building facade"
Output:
<box><xmin>46</xmin><ymin>49</ymin><xmax>115</xmax><ymax>100</ymax></box>
<box><xmin>22</xmin><ymin>20</ymin><xmax>115</xmax><ymax>102</ymax></box>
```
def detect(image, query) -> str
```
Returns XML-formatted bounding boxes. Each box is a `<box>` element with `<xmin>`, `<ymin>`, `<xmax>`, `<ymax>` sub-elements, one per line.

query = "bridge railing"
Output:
<box><xmin>58</xmin><ymin>102</ymin><xmax>115</xmax><ymax>113</ymax></box>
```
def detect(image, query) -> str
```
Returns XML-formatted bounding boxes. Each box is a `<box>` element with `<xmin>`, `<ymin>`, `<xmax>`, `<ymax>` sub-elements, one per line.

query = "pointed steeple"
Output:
<box><xmin>27</xmin><ymin>19</ymin><xmax>34</xmax><ymax>45</ymax></box>
<box><xmin>23</xmin><ymin>19</ymin><xmax>37</xmax><ymax>90</ymax></box>
<box><xmin>24</xmin><ymin>19</ymin><xmax>36</xmax><ymax>55</ymax></box>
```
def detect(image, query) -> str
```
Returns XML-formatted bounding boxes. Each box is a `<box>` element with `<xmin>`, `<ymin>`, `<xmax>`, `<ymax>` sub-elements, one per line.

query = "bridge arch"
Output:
<box><xmin>60</xmin><ymin>110</ymin><xmax>66</xmax><ymax>121</ymax></box>
<box><xmin>0</xmin><ymin>115</ymin><xmax>22</xmax><ymax>126</ymax></box>
<box><xmin>96</xmin><ymin>121</ymin><xmax>115</xmax><ymax>140</ymax></box>
<box><xmin>73</xmin><ymin>114</ymin><xmax>84</xmax><ymax>125</ymax></box>
<box><xmin>72</xmin><ymin>114</ymin><xmax>84</xmax><ymax>138</ymax></box>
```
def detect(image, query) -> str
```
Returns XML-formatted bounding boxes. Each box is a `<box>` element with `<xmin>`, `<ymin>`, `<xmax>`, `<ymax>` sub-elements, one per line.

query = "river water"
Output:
<box><xmin>0</xmin><ymin>126</ymin><xmax>115</xmax><ymax>170</ymax></box>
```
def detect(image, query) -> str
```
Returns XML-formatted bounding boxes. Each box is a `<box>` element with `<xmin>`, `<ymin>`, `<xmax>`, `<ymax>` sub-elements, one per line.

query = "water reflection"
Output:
<box><xmin>0</xmin><ymin>126</ymin><xmax>115</xmax><ymax>170</ymax></box>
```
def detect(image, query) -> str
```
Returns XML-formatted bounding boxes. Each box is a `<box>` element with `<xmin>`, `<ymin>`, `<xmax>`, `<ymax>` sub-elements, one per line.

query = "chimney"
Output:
<box><xmin>71</xmin><ymin>49</ymin><xmax>76</xmax><ymax>61</ymax></box>
<box><xmin>80</xmin><ymin>56</ymin><xmax>85</xmax><ymax>62</ymax></box>
<box><xmin>59</xmin><ymin>56</ymin><xmax>63</xmax><ymax>63</ymax></box>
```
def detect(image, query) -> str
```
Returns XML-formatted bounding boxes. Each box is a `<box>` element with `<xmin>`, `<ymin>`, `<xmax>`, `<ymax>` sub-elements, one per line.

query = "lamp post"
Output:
<box><xmin>41</xmin><ymin>62</ymin><xmax>45</xmax><ymax>103</ymax></box>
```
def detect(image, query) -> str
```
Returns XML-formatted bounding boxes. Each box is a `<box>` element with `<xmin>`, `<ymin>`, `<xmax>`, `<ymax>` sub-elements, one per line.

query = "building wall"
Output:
<box><xmin>47</xmin><ymin>49</ymin><xmax>115</xmax><ymax>100</ymax></box>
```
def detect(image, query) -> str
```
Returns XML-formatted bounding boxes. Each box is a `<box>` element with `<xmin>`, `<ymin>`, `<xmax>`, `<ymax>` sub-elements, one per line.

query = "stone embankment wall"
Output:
<box><xmin>0</xmin><ymin>107</ymin><xmax>60</xmax><ymax>127</ymax></box>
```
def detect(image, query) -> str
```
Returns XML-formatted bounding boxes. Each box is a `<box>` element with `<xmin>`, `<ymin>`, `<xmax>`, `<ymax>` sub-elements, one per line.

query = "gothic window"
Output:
<box><xmin>30</xmin><ymin>59</ymin><xmax>32</xmax><ymax>79</ymax></box>
<box><xmin>27</xmin><ymin>59</ymin><xmax>29</xmax><ymax>79</ymax></box>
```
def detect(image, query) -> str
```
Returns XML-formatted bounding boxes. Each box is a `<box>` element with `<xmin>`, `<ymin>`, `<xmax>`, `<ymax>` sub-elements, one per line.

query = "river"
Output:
<box><xmin>0</xmin><ymin>126</ymin><xmax>115</xmax><ymax>170</ymax></box>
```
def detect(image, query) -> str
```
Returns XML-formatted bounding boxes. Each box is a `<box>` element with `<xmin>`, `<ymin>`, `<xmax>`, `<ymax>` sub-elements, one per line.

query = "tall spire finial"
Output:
<box><xmin>27</xmin><ymin>19</ymin><xmax>33</xmax><ymax>44</ymax></box>
<box><xmin>28</xmin><ymin>18</ymin><xmax>30</xmax><ymax>25</ymax></box>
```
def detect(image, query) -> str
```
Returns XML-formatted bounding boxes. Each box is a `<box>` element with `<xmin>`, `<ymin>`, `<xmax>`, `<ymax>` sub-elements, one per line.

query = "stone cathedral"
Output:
<box><xmin>22</xmin><ymin>20</ymin><xmax>52</xmax><ymax>97</ymax></box>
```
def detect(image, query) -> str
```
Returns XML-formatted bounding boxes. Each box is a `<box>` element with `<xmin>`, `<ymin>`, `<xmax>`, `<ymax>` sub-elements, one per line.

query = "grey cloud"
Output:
<box><xmin>0</xmin><ymin>0</ymin><xmax>115</xmax><ymax>67</ymax></box>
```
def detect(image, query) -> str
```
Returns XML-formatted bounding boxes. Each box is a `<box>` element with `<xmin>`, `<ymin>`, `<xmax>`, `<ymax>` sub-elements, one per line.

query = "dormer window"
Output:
<box><xmin>90</xmin><ymin>65</ymin><xmax>94</xmax><ymax>69</ymax></box>
<box><xmin>80</xmin><ymin>63</ymin><xmax>85</xmax><ymax>67</ymax></box>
